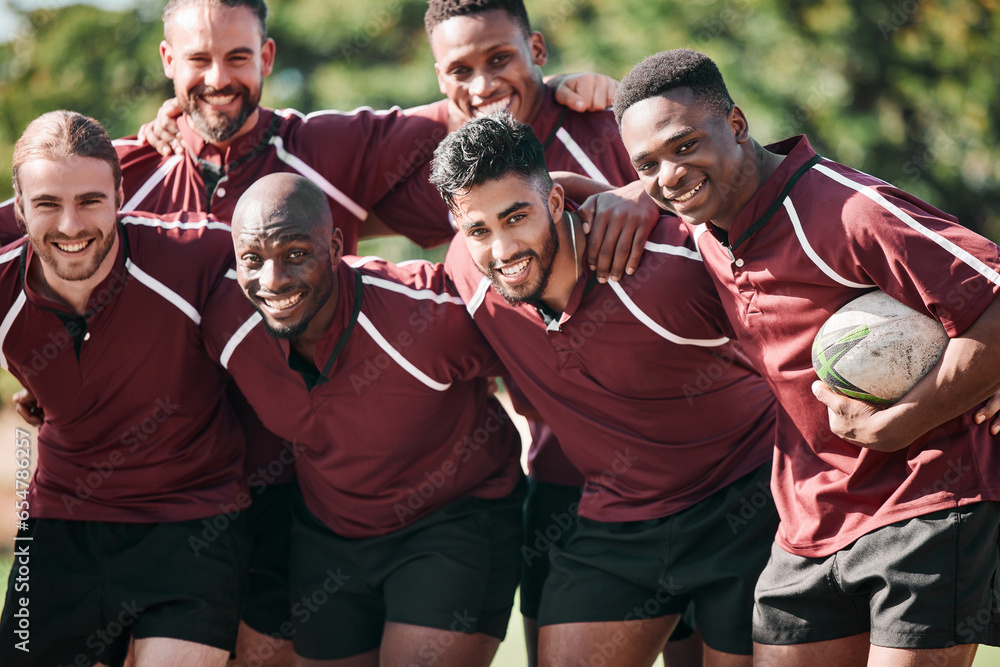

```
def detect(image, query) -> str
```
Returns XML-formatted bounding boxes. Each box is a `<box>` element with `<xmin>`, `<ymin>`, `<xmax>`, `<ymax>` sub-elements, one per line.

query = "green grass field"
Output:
<box><xmin>1</xmin><ymin>549</ymin><xmax>998</xmax><ymax>666</ymax></box>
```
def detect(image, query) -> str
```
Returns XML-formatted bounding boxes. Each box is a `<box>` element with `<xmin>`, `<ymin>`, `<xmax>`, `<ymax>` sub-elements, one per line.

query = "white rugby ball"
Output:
<box><xmin>811</xmin><ymin>290</ymin><xmax>948</xmax><ymax>405</ymax></box>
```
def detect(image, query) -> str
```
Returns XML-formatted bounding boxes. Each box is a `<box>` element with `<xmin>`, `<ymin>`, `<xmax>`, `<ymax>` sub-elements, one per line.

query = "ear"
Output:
<box><xmin>730</xmin><ymin>105</ymin><xmax>750</xmax><ymax>144</ymax></box>
<box><xmin>12</xmin><ymin>195</ymin><xmax>25</xmax><ymax>232</ymax></box>
<box><xmin>434</xmin><ymin>62</ymin><xmax>447</xmax><ymax>96</ymax></box>
<box><xmin>548</xmin><ymin>181</ymin><xmax>565</xmax><ymax>221</ymax></box>
<box><xmin>260</xmin><ymin>38</ymin><xmax>276</xmax><ymax>78</ymax></box>
<box><xmin>115</xmin><ymin>184</ymin><xmax>125</xmax><ymax>214</ymax></box>
<box><xmin>160</xmin><ymin>40</ymin><xmax>175</xmax><ymax>79</ymax></box>
<box><xmin>330</xmin><ymin>227</ymin><xmax>344</xmax><ymax>265</ymax></box>
<box><xmin>528</xmin><ymin>31</ymin><xmax>548</xmax><ymax>67</ymax></box>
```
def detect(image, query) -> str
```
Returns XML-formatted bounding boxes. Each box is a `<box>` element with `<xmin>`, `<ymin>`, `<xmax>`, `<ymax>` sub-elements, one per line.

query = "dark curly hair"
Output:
<box><xmin>614</xmin><ymin>49</ymin><xmax>734</xmax><ymax>127</ymax></box>
<box><xmin>429</xmin><ymin>111</ymin><xmax>551</xmax><ymax>214</ymax></box>
<box><xmin>424</xmin><ymin>0</ymin><xmax>531</xmax><ymax>37</ymax></box>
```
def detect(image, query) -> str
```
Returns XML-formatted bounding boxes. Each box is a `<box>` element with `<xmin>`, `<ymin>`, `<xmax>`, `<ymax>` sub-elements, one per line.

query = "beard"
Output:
<box><xmin>32</xmin><ymin>227</ymin><xmax>117</xmax><ymax>283</ymax></box>
<box><xmin>251</xmin><ymin>258</ymin><xmax>335</xmax><ymax>342</ymax></box>
<box><xmin>484</xmin><ymin>211</ymin><xmax>560</xmax><ymax>307</ymax></box>
<box><xmin>181</xmin><ymin>82</ymin><xmax>261</xmax><ymax>143</ymax></box>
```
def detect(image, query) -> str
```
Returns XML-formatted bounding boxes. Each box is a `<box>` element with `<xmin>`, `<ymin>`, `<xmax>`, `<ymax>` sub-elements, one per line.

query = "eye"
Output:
<box><xmin>287</xmin><ymin>249</ymin><xmax>308</xmax><ymax>260</ymax></box>
<box><xmin>677</xmin><ymin>139</ymin><xmax>698</xmax><ymax>154</ymax></box>
<box><xmin>508</xmin><ymin>213</ymin><xmax>526</xmax><ymax>224</ymax></box>
<box><xmin>229</xmin><ymin>54</ymin><xmax>251</xmax><ymax>65</ymax></box>
<box><xmin>448</xmin><ymin>66</ymin><xmax>471</xmax><ymax>78</ymax></box>
<box><xmin>490</xmin><ymin>53</ymin><xmax>512</xmax><ymax>67</ymax></box>
<box><xmin>467</xmin><ymin>227</ymin><xmax>488</xmax><ymax>238</ymax></box>
<box><xmin>636</xmin><ymin>161</ymin><xmax>657</xmax><ymax>175</ymax></box>
<box><xmin>240</xmin><ymin>253</ymin><xmax>261</xmax><ymax>267</ymax></box>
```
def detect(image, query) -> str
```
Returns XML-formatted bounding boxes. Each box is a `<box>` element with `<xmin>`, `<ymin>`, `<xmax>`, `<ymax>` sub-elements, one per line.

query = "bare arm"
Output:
<box><xmin>814</xmin><ymin>294</ymin><xmax>1000</xmax><ymax>451</ymax></box>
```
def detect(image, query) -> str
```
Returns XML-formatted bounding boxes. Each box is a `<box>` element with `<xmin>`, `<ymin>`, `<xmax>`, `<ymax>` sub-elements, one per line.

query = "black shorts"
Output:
<box><xmin>289</xmin><ymin>480</ymin><xmax>525</xmax><ymax>660</ymax></box>
<box><xmin>242</xmin><ymin>482</ymin><xmax>294</xmax><ymax>638</ymax></box>
<box><xmin>539</xmin><ymin>463</ymin><xmax>777</xmax><ymax>655</ymax></box>
<box><xmin>753</xmin><ymin>502</ymin><xmax>1000</xmax><ymax>649</ymax></box>
<box><xmin>519</xmin><ymin>478</ymin><xmax>580</xmax><ymax>619</ymax></box>
<box><xmin>0</xmin><ymin>513</ymin><xmax>250</xmax><ymax>666</ymax></box>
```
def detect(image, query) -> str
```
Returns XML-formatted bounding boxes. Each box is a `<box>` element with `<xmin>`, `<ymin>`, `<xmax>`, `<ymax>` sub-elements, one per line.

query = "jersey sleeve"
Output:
<box><xmin>0</xmin><ymin>200</ymin><xmax>23</xmax><ymax>247</ymax></box>
<box><xmin>799</xmin><ymin>168</ymin><xmax>1000</xmax><ymax>337</ymax></box>
<box><xmin>371</xmin><ymin>159</ymin><xmax>456</xmax><ymax>249</ymax></box>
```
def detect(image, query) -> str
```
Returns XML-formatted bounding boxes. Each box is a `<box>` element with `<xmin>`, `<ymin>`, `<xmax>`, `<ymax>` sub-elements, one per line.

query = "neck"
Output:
<box><xmin>539</xmin><ymin>210</ymin><xmax>584</xmax><ymax>314</ymax></box>
<box><xmin>290</xmin><ymin>267</ymin><xmax>342</xmax><ymax>365</ymax></box>
<box><xmin>29</xmin><ymin>231</ymin><xmax>121</xmax><ymax>317</ymax></box>
<box><xmin>713</xmin><ymin>138</ymin><xmax>785</xmax><ymax>232</ymax></box>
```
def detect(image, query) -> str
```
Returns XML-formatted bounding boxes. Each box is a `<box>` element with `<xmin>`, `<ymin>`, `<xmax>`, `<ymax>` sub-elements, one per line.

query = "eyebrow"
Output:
<box><xmin>30</xmin><ymin>192</ymin><xmax>108</xmax><ymax>204</ymax></box>
<box><xmin>182</xmin><ymin>46</ymin><xmax>255</xmax><ymax>59</ymax></box>
<box><xmin>631</xmin><ymin>126</ymin><xmax>698</xmax><ymax>165</ymax></box>
<box><xmin>498</xmin><ymin>201</ymin><xmax>532</xmax><ymax>219</ymax></box>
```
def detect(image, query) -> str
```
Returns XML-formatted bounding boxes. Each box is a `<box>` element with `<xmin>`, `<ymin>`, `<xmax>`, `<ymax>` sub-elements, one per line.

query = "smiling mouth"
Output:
<box><xmin>54</xmin><ymin>239</ymin><xmax>93</xmax><ymax>254</ymax></box>
<box><xmin>473</xmin><ymin>95</ymin><xmax>513</xmax><ymax>118</ymax></box>
<box><xmin>495</xmin><ymin>257</ymin><xmax>530</xmax><ymax>279</ymax></box>
<box><xmin>671</xmin><ymin>180</ymin><xmax>705</xmax><ymax>203</ymax></box>
<box><xmin>259</xmin><ymin>292</ymin><xmax>303</xmax><ymax>311</ymax></box>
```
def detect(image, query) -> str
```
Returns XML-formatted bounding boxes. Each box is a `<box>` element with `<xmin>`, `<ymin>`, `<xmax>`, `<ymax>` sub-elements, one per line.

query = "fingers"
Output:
<box><xmin>12</xmin><ymin>390</ymin><xmax>44</xmax><ymax>428</ymax></box>
<box><xmin>554</xmin><ymin>76</ymin><xmax>591</xmax><ymax>113</ymax></box>
<box><xmin>975</xmin><ymin>392</ymin><xmax>1000</xmax><ymax>436</ymax></box>
<box><xmin>811</xmin><ymin>380</ymin><xmax>840</xmax><ymax>409</ymax></box>
<box><xmin>144</xmin><ymin>98</ymin><xmax>185</xmax><ymax>156</ymax></box>
<box><xmin>593</xmin><ymin>222</ymin><xmax>625</xmax><ymax>284</ymax></box>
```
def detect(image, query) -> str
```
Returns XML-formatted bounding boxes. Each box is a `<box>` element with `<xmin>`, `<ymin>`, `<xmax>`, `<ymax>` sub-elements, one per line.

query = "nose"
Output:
<box><xmin>657</xmin><ymin>159</ymin><xmax>688</xmax><ymax>190</ymax></box>
<box><xmin>56</xmin><ymin>206</ymin><xmax>88</xmax><ymax>239</ymax></box>
<box><xmin>259</xmin><ymin>259</ymin><xmax>291</xmax><ymax>294</ymax></box>
<box><xmin>469</xmin><ymin>71</ymin><xmax>498</xmax><ymax>99</ymax></box>
<box><xmin>491</xmin><ymin>232</ymin><xmax>519</xmax><ymax>264</ymax></box>
<box><xmin>203</xmin><ymin>59</ymin><xmax>231</xmax><ymax>91</ymax></box>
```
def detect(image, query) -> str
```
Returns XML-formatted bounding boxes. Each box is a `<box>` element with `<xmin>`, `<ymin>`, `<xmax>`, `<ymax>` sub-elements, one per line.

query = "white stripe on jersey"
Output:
<box><xmin>112</xmin><ymin>139</ymin><xmax>143</xmax><ymax>147</ymax></box>
<box><xmin>279</xmin><ymin>106</ymin><xmax>403</xmax><ymax>122</ymax></box>
<box><xmin>268</xmin><ymin>136</ymin><xmax>367</xmax><ymax>221</ymax></box>
<box><xmin>361</xmin><ymin>275</ymin><xmax>464</xmax><ymax>305</ymax></box>
<box><xmin>783</xmin><ymin>198</ymin><xmax>874</xmax><ymax>289</ymax></box>
<box><xmin>0</xmin><ymin>291</ymin><xmax>26</xmax><ymax>371</ymax></box>
<box><xmin>121</xmin><ymin>155</ymin><xmax>184</xmax><ymax>212</ymax></box>
<box><xmin>220</xmin><ymin>312</ymin><xmax>263</xmax><ymax>370</ymax></box>
<box><xmin>609</xmin><ymin>280</ymin><xmax>729</xmax><ymax>347</ymax></box>
<box><xmin>357</xmin><ymin>312</ymin><xmax>451</xmax><ymax>391</ymax></box>
<box><xmin>556</xmin><ymin>128</ymin><xmax>609</xmax><ymax>185</ymax></box>
<box><xmin>121</xmin><ymin>214</ymin><xmax>232</xmax><ymax>232</ymax></box>
<box><xmin>225</xmin><ymin>268</ymin><xmax>238</xmax><ymax>281</ymax></box>
<box><xmin>466</xmin><ymin>276</ymin><xmax>491</xmax><ymax>317</ymax></box>
<box><xmin>645</xmin><ymin>240</ymin><xmax>703</xmax><ymax>262</ymax></box>
<box><xmin>350</xmin><ymin>256</ymin><xmax>383</xmax><ymax>268</ymax></box>
<box><xmin>1</xmin><ymin>197</ymin><xmax>13</xmax><ymax>209</ymax></box>
<box><xmin>812</xmin><ymin>163</ymin><xmax>1000</xmax><ymax>289</ymax></box>
<box><xmin>126</xmin><ymin>258</ymin><xmax>201</xmax><ymax>325</ymax></box>
<box><xmin>0</xmin><ymin>247</ymin><xmax>20</xmax><ymax>265</ymax></box>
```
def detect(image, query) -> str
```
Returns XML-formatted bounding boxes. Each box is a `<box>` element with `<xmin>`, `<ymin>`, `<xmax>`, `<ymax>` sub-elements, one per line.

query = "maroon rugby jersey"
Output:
<box><xmin>379</xmin><ymin>86</ymin><xmax>638</xmax><ymax>487</ymax></box>
<box><xmin>694</xmin><ymin>135</ymin><xmax>1000</xmax><ymax>557</ymax></box>
<box><xmin>0</xmin><ymin>213</ymin><xmax>245</xmax><ymax>522</ymax></box>
<box><xmin>202</xmin><ymin>256</ymin><xmax>522</xmax><ymax>538</ymax></box>
<box><xmin>0</xmin><ymin>106</ymin><xmax>446</xmax><ymax>251</ymax></box>
<box><xmin>445</xmin><ymin>217</ymin><xmax>776</xmax><ymax>523</ymax></box>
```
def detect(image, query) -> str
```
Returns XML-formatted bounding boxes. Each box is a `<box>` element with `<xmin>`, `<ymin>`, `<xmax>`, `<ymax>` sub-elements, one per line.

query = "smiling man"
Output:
<box><xmin>433</xmin><ymin>112</ymin><xmax>779</xmax><ymax>667</ymax></box>
<box><xmin>201</xmin><ymin>172</ymin><xmax>525</xmax><ymax>667</ymax></box>
<box><xmin>0</xmin><ymin>111</ymin><xmax>248</xmax><ymax>666</ymax></box>
<box><xmin>615</xmin><ymin>48</ymin><xmax>1000</xmax><ymax>667</ymax></box>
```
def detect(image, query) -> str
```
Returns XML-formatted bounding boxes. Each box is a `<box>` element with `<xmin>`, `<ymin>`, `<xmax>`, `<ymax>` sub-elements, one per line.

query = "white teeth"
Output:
<box><xmin>474</xmin><ymin>96</ymin><xmax>512</xmax><ymax>117</ymax></box>
<box><xmin>202</xmin><ymin>94</ymin><xmax>237</xmax><ymax>105</ymax></box>
<box><xmin>673</xmin><ymin>181</ymin><xmax>704</xmax><ymax>203</ymax></box>
<box><xmin>499</xmin><ymin>259</ymin><xmax>529</xmax><ymax>277</ymax></box>
<box><xmin>55</xmin><ymin>241</ymin><xmax>88</xmax><ymax>253</ymax></box>
<box><xmin>262</xmin><ymin>293</ymin><xmax>302</xmax><ymax>310</ymax></box>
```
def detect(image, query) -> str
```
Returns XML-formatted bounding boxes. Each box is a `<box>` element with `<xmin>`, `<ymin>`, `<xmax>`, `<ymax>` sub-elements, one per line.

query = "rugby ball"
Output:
<box><xmin>811</xmin><ymin>290</ymin><xmax>948</xmax><ymax>405</ymax></box>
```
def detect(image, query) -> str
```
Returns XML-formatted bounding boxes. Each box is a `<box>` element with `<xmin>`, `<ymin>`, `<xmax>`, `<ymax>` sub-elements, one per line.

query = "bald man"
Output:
<box><xmin>201</xmin><ymin>173</ymin><xmax>524</xmax><ymax>667</ymax></box>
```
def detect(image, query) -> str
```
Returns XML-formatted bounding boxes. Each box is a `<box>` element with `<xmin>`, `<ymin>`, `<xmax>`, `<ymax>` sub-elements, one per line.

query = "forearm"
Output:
<box><xmin>551</xmin><ymin>171</ymin><xmax>611</xmax><ymax>203</ymax></box>
<box><xmin>868</xmin><ymin>295</ymin><xmax>1000</xmax><ymax>450</ymax></box>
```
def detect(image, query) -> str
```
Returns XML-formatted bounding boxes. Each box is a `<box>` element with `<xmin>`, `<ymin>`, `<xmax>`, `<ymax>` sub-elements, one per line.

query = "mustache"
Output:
<box><xmin>488</xmin><ymin>249</ymin><xmax>538</xmax><ymax>272</ymax></box>
<box><xmin>190</xmin><ymin>84</ymin><xmax>244</xmax><ymax>97</ymax></box>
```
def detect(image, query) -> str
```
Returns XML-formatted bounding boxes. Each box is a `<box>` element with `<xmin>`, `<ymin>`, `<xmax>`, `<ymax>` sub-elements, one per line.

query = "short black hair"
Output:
<box><xmin>163</xmin><ymin>0</ymin><xmax>268</xmax><ymax>41</ymax></box>
<box><xmin>614</xmin><ymin>49</ymin><xmax>734</xmax><ymax>127</ymax></box>
<box><xmin>430</xmin><ymin>111</ymin><xmax>552</xmax><ymax>214</ymax></box>
<box><xmin>424</xmin><ymin>0</ymin><xmax>531</xmax><ymax>37</ymax></box>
